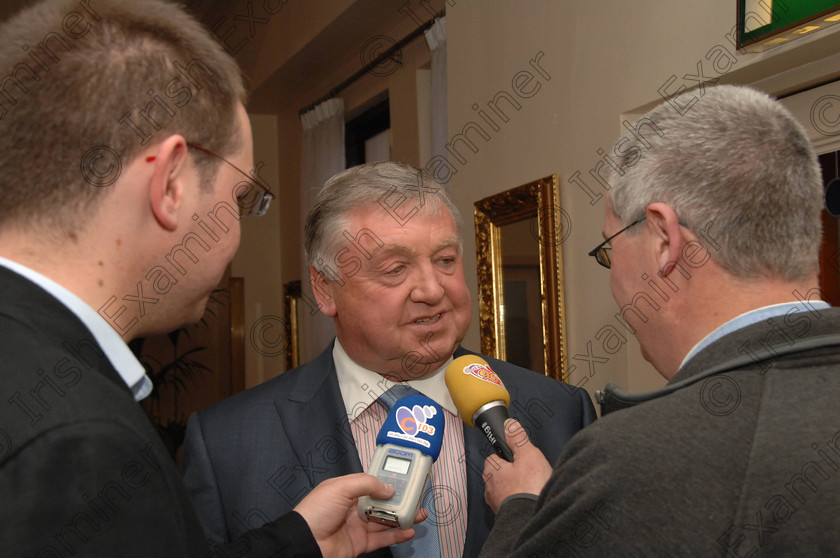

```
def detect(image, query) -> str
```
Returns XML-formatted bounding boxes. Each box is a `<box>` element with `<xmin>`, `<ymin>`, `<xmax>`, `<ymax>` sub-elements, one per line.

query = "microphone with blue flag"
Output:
<box><xmin>358</xmin><ymin>393</ymin><xmax>445</xmax><ymax>529</ymax></box>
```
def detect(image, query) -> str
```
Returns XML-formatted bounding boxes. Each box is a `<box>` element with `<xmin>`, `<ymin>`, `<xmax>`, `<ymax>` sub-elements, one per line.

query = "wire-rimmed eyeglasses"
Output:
<box><xmin>587</xmin><ymin>215</ymin><xmax>646</xmax><ymax>269</ymax></box>
<box><xmin>186</xmin><ymin>142</ymin><xmax>275</xmax><ymax>217</ymax></box>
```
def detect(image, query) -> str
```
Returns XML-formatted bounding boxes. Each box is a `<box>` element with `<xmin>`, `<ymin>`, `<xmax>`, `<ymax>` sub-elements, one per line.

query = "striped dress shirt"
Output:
<box><xmin>334</xmin><ymin>340</ymin><xmax>468</xmax><ymax>558</ymax></box>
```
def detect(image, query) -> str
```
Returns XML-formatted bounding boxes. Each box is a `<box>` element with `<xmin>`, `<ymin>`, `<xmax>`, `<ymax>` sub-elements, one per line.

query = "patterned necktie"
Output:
<box><xmin>378</xmin><ymin>385</ymin><xmax>442</xmax><ymax>558</ymax></box>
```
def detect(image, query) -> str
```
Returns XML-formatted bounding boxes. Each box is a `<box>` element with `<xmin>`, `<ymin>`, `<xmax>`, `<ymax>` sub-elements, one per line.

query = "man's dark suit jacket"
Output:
<box><xmin>480</xmin><ymin>308</ymin><xmax>840</xmax><ymax>557</ymax></box>
<box><xmin>0</xmin><ymin>267</ymin><xmax>319</xmax><ymax>557</ymax></box>
<box><xmin>182</xmin><ymin>342</ymin><xmax>596</xmax><ymax>557</ymax></box>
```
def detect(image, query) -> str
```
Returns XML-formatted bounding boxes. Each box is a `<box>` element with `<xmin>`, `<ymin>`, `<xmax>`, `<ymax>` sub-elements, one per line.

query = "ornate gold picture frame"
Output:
<box><xmin>474</xmin><ymin>175</ymin><xmax>568</xmax><ymax>381</ymax></box>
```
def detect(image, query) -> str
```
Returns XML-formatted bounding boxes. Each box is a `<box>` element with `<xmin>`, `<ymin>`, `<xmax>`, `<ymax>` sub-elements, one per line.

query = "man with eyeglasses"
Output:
<box><xmin>0</xmin><ymin>1</ymin><xmax>421</xmax><ymax>556</ymax></box>
<box><xmin>477</xmin><ymin>85</ymin><xmax>840</xmax><ymax>556</ymax></box>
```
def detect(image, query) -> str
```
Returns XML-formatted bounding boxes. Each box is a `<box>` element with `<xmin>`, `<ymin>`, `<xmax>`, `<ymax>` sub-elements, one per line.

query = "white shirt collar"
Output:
<box><xmin>333</xmin><ymin>338</ymin><xmax>457</xmax><ymax>420</ymax></box>
<box><xmin>0</xmin><ymin>257</ymin><xmax>151</xmax><ymax>401</ymax></box>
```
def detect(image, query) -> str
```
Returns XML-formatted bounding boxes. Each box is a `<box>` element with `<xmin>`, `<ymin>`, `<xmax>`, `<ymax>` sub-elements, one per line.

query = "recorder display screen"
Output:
<box><xmin>383</xmin><ymin>455</ymin><xmax>411</xmax><ymax>475</ymax></box>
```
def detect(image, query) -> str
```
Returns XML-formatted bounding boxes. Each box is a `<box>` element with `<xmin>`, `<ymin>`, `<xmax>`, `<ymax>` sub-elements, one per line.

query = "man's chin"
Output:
<box><xmin>418</xmin><ymin>331</ymin><xmax>459</xmax><ymax>359</ymax></box>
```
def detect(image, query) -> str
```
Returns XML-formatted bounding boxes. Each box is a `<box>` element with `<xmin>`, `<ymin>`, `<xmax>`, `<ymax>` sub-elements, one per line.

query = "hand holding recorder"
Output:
<box><xmin>295</xmin><ymin>473</ymin><xmax>424</xmax><ymax>558</ymax></box>
<box><xmin>357</xmin><ymin>393</ymin><xmax>445</xmax><ymax>529</ymax></box>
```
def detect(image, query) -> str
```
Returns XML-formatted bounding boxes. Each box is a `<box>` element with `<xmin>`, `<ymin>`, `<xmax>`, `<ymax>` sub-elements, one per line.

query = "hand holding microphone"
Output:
<box><xmin>445</xmin><ymin>355</ymin><xmax>514</xmax><ymax>461</ymax></box>
<box><xmin>482</xmin><ymin>419</ymin><xmax>554</xmax><ymax>512</ymax></box>
<box><xmin>445</xmin><ymin>355</ymin><xmax>553</xmax><ymax>511</ymax></box>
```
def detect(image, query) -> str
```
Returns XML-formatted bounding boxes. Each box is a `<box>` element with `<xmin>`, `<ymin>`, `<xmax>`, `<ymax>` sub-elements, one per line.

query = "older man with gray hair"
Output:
<box><xmin>479</xmin><ymin>85</ymin><xmax>840</xmax><ymax>556</ymax></box>
<box><xmin>183</xmin><ymin>161</ymin><xmax>595</xmax><ymax>558</ymax></box>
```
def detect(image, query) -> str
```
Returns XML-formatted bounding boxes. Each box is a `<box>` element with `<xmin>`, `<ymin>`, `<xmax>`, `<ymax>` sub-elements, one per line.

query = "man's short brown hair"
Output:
<box><xmin>0</xmin><ymin>0</ymin><xmax>246</xmax><ymax>234</ymax></box>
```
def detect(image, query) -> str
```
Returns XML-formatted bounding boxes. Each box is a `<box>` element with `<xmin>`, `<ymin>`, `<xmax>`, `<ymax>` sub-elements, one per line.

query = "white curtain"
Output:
<box><xmin>425</xmin><ymin>17</ymin><xmax>448</xmax><ymax>184</ymax></box>
<box><xmin>299</xmin><ymin>98</ymin><xmax>344</xmax><ymax>363</ymax></box>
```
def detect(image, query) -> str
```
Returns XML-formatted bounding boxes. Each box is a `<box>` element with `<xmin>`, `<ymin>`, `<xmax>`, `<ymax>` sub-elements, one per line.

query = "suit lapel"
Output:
<box><xmin>461</xmin><ymin>421</ymin><xmax>494</xmax><ymax>557</ymax></box>
<box><xmin>273</xmin><ymin>343</ymin><xmax>363</xmax><ymax>488</ymax></box>
<box><xmin>273</xmin><ymin>344</ymin><xmax>391</xmax><ymax>558</ymax></box>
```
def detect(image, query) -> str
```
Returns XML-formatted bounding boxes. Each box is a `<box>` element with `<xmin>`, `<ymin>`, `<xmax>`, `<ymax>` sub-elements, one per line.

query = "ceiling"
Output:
<box><xmin>1</xmin><ymin>0</ymin><xmax>443</xmax><ymax>115</ymax></box>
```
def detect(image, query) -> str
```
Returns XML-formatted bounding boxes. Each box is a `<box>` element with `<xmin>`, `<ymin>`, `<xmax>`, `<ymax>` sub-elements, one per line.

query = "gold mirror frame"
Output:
<box><xmin>284</xmin><ymin>280</ymin><xmax>301</xmax><ymax>371</ymax></box>
<box><xmin>474</xmin><ymin>175</ymin><xmax>568</xmax><ymax>381</ymax></box>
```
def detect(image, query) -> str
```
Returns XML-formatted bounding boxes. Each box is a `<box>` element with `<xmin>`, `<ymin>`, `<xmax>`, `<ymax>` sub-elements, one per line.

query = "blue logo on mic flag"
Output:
<box><xmin>377</xmin><ymin>394</ymin><xmax>445</xmax><ymax>461</ymax></box>
<box><xmin>396</xmin><ymin>404</ymin><xmax>437</xmax><ymax>438</ymax></box>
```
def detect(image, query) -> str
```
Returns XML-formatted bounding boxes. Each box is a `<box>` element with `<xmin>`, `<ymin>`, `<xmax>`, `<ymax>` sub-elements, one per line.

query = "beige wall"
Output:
<box><xmin>445</xmin><ymin>0</ymin><xmax>840</xmax><ymax>399</ymax></box>
<box><xmin>232</xmin><ymin>113</ymin><xmax>284</xmax><ymax>388</ymax></box>
<box><xmin>235</xmin><ymin>0</ymin><xmax>840</xmax><ymax>396</ymax></box>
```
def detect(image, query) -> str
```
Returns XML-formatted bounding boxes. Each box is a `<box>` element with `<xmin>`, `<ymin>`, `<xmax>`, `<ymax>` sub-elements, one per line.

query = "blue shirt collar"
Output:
<box><xmin>680</xmin><ymin>300</ymin><xmax>831</xmax><ymax>369</ymax></box>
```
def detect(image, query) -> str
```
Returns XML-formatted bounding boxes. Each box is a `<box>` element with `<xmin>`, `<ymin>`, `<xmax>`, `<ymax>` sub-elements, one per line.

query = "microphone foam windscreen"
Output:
<box><xmin>377</xmin><ymin>394</ymin><xmax>446</xmax><ymax>461</ymax></box>
<box><xmin>445</xmin><ymin>355</ymin><xmax>511</xmax><ymax>427</ymax></box>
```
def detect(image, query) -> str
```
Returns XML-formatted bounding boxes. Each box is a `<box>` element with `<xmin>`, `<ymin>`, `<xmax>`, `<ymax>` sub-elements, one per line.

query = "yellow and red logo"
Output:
<box><xmin>463</xmin><ymin>363</ymin><xmax>503</xmax><ymax>386</ymax></box>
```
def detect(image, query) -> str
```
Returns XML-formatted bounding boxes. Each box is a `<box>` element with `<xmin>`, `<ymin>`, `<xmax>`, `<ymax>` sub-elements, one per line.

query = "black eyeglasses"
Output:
<box><xmin>588</xmin><ymin>215</ymin><xmax>646</xmax><ymax>269</ymax></box>
<box><xmin>186</xmin><ymin>142</ymin><xmax>275</xmax><ymax>217</ymax></box>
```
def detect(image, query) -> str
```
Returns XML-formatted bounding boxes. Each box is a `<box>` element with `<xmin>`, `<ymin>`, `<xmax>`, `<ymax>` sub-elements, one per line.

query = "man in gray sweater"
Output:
<box><xmin>479</xmin><ymin>85</ymin><xmax>840</xmax><ymax>557</ymax></box>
